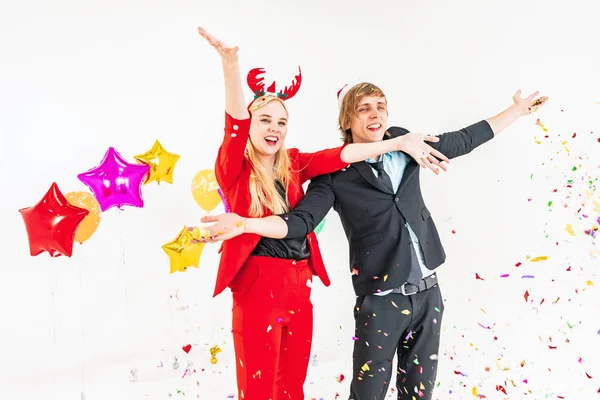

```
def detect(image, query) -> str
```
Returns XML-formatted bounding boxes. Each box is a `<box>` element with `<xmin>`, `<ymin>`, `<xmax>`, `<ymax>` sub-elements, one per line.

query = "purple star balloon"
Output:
<box><xmin>78</xmin><ymin>147</ymin><xmax>150</xmax><ymax>212</ymax></box>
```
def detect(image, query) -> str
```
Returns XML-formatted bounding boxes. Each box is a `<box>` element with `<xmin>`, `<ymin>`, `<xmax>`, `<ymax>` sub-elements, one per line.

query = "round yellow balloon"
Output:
<box><xmin>191</xmin><ymin>169</ymin><xmax>221</xmax><ymax>212</ymax></box>
<box><xmin>65</xmin><ymin>191</ymin><xmax>102</xmax><ymax>244</ymax></box>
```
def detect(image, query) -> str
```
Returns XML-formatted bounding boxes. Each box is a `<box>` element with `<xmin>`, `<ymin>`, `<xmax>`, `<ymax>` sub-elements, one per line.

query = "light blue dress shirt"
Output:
<box><xmin>365</xmin><ymin>152</ymin><xmax>433</xmax><ymax>296</ymax></box>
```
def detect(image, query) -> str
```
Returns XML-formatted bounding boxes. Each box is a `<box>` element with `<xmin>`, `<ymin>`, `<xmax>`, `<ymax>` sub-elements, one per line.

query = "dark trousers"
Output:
<box><xmin>349</xmin><ymin>285</ymin><xmax>445</xmax><ymax>400</ymax></box>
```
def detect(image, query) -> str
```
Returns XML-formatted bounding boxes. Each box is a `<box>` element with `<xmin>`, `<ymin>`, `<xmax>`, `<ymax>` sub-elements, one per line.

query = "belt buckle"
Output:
<box><xmin>400</xmin><ymin>283</ymin><xmax>418</xmax><ymax>296</ymax></box>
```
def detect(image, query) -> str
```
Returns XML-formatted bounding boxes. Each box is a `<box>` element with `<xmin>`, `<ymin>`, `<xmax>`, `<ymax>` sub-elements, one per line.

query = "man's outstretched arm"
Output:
<box><xmin>429</xmin><ymin>90</ymin><xmax>546</xmax><ymax>160</ymax></box>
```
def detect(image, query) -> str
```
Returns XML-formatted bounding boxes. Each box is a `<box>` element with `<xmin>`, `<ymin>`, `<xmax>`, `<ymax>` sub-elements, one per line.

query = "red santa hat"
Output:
<box><xmin>337</xmin><ymin>79</ymin><xmax>378</xmax><ymax>110</ymax></box>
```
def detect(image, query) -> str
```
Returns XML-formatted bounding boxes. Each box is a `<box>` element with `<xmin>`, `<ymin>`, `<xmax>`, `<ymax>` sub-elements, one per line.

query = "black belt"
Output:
<box><xmin>389</xmin><ymin>273</ymin><xmax>438</xmax><ymax>296</ymax></box>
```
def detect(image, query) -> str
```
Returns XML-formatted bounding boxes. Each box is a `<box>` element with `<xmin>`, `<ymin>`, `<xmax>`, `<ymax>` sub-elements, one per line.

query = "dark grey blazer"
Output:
<box><xmin>282</xmin><ymin>120</ymin><xmax>494</xmax><ymax>296</ymax></box>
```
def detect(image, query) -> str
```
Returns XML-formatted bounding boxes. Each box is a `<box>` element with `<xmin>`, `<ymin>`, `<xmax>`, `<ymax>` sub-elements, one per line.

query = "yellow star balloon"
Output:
<box><xmin>162</xmin><ymin>226</ymin><xmax>205</xmax><ymax>274</ymax></box>
<box><xmin>134</xmin><ymin>139</ymin><xmax>180</xmax><ymax>184</ymax></box>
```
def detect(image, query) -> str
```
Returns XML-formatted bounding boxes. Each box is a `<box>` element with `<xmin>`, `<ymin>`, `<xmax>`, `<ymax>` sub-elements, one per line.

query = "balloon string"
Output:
<box><xmin>169</xmin><ymin>286</ymin><xmax>175</xmax><ymax>358</ymax></box>
<box><xmin>51</xmin><ymin>269</ymin><xmax>60</xmax><ymax>395</ymax></box>
<box><xmin>117</xmin><ymin>209</ymin><xmax>136</xmax><ymax>379</ymax></box>
<box><xmin>51</xmin><ymin>271</ymin><xmax>60</xmax><ymax>346</ymax></box>
<box><xmin>78</xmin><ymin>252</ymin><xmax>87</xmax><ymax>400</ymax></box>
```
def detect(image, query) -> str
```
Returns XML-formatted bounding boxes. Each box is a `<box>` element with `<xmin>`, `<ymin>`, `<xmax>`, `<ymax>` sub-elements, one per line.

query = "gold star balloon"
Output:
<box><xmin>134</xmin><ymin>139</ymin><xmax>180</xmax><ymax>184</ymax></box>
<box><xmin>162</xmin><ymin>226</ymin><xmax>205</xmax><ymax>274</ymax></box>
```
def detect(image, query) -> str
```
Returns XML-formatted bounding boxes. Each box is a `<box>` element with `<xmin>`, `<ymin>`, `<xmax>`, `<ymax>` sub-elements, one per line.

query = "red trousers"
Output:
<box><xmin>230</xmin><ymin>256</ymin><xmax>314</xmax><ymax>400</ymax></box>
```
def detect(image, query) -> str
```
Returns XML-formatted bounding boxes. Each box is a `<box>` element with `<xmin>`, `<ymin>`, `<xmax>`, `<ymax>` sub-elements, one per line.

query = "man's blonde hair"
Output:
<box><xmin>338</xmin><ymin>83</ymin><xmax>386</xmax><ymax>143</ymax></box>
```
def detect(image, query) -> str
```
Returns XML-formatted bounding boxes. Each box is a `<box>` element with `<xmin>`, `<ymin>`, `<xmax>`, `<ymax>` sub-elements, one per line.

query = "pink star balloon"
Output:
<box><xmin>78</xmin><ymin>147</ymin><xmax>150</xmax><ymax>211</ymax></box>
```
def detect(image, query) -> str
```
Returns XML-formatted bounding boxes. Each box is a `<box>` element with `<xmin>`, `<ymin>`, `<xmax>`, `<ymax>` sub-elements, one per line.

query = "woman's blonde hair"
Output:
<box><xmin>246</xmin><ymin>95</ymin><xmax>293</xmax><ymax>217</ymax></box>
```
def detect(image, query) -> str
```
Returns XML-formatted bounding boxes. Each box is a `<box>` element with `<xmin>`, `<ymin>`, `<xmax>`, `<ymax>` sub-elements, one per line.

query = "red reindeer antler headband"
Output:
<box><xmin>247</xmin><ymin>66</ymin><xmax>302</xmax><ymax>101</ymax></box>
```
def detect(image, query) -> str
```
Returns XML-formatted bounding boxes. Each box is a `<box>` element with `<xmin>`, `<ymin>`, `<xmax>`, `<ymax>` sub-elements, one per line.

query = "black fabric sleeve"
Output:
<box><xmin>278</xmin><ymin>174</ymin><xmax>335</xmax><ymax>238</ymax></box>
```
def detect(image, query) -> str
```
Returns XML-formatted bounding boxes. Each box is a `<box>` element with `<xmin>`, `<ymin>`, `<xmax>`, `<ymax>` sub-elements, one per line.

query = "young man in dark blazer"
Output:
<box><xmin>199</xmin><ymin>83</ymin><xmax>546</xmax><ymax>400</ymax></box>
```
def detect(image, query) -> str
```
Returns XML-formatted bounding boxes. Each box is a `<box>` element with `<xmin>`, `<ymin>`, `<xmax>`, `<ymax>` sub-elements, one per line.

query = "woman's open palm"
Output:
<box><xmin>197</xmin><ymin>26</ymin><xmax>239</xmax><ymax>63</ymax></box>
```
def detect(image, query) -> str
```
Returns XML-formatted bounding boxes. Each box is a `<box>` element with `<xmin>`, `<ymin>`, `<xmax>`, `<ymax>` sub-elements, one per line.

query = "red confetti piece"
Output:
<box><xmin>336</xmin><ymin>374</ymin><xmax>345</xmax><ymax>383</ymax></box>
<box><xmin>586</xmin><ymin>372</ymin><xmax>593</xmax><ymax>379</ymax></box>
<box><xmin>524</xmin><ymin>290</ymin><xmax>530</xmax><ymax>302</ymax></box>
<box><xmin>475</xmin><ymin>273</ymin><xmax>484</xmax><ymax>280</ymax></box>
<box><xmin>495</xmin><ymin>385</ymin><xmax>507</xmax><ymax>394</ymax></box>
<box><xmin>515</xmin><ymin>262</ymin><xmax>522</xmax><ymax>267</ymax></box>
<box><xmin>182</xmin><ymin>344</ymin><xmax>192</xmax><ymax>353</ymax></box>
<box><xmin>452</xmin><ymin>230</ymin><xmax>456</xmax><ymax>234</ymax></box>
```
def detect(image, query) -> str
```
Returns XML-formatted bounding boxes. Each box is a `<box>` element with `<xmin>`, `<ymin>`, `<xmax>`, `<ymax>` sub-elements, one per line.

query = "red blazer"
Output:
<box><xmin>212</xmin><ymin>111</ymin><xmax>349</xmax><ymax>297</ymax></box>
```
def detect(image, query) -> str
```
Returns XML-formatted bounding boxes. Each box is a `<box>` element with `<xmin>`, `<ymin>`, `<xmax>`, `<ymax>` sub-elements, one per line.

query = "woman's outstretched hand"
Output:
<box><xmin>197</xmin><ymin>26</ymin><xmax>239</xmax><ymax>64</ymax></box>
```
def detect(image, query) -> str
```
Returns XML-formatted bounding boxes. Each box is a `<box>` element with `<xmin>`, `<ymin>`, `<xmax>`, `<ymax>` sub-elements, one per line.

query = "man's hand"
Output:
<box><xmin>513</xmin><ymin>90</ymin><xmax>548</xmax><ymax>116</ymax></box>
<box><xmin>393</xmin><ymin>134</ymin><xmax>449</xmax><ymax>174</ymax></box>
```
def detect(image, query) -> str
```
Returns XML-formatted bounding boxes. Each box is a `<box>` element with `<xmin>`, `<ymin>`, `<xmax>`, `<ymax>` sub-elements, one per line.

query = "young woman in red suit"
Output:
<box><xmin>197</xmin><ymin>27</ymin><xmax>442</xmax><ymax>400</ymax></box>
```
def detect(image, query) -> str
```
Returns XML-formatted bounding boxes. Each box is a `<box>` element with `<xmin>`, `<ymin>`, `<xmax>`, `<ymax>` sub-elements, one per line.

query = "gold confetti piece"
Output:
<box><xmin>536</xmin><ymin>119</ymin><xmax>548</xmax><ymax>132</ymax></box>
<box><xmin>383</xmin><ymin>274</ymin><xmax>388</xmax><ymax>282</ymax></box>
<box><xmin>401</xmin><ymin>309</ymin><xmax>411</xmax><ymax>315</ymax></box>
<box><xmin>361</xmin><ymin>363</ymin><xmax>370</xmax><ymax>372</ymax></box>
<box><xmin>472</xmin><ymin>386</ymin><xmax>479</xmax><ymax>397</ymax></box>
<box><xmin>209</xmin><ymin>345</ymin><xmax>221</xmax><ymax>364</ymax></box>
<box><xmin>530</xmin><ymin>256</ymin><xmax>548</xmax><ymax>262</ymax></box>
<box><xmin>266</xmin><ymin>325</ymin><xmax>272</xmax><ymax>333</ymax></box>
<box><xmin>587</xmin><ymin>280</ymin><xmax>594</xmax><ymax>286</ymax></box>
<box><xmin>566</xmin><ymin>224</ymin><xmax>576</xmax><ymax>236</ymax></box>
<box><xmin>253</xmin><ymin>370</ymin><xmax>261</xmax><ymax>378</ymax></box>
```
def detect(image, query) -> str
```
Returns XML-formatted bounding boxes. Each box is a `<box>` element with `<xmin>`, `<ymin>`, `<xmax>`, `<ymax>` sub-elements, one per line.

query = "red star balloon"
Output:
<box><xmin>19</xmin><ymin>182</ymin><xmax>89</xmax><ymax>257</ymax></box>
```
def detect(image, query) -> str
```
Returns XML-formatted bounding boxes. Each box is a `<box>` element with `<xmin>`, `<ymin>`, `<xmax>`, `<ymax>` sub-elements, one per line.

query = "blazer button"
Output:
<box><xmin>394</xmin><ymin>197</ymin><xmax>399</xmax><ymax>202</ymax></box>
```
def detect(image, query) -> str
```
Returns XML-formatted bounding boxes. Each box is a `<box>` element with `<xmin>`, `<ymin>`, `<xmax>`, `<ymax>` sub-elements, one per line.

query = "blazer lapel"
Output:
<box><xmin>353</xmin><ymin>161</ymin><xmax>394</xmax><ymax>194</ymax></box>
<box><xmin>395</xmin><ymin>159</ymin><xmax>418</xmax><ymax>197</ymax></box>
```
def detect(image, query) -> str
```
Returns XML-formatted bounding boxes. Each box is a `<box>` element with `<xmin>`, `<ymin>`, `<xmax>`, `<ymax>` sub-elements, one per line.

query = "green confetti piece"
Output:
<box><xmin>434</xmin><ymin>307</ymin><xmax>441</xmax><ymax>312</ymax></box>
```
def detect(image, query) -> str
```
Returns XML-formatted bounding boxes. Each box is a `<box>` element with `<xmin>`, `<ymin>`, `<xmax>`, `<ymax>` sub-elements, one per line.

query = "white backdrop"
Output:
<box><xmin>1</xmin><ymin>0</ymin><xmax>599</xmax><ymax>399</ymax></box>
